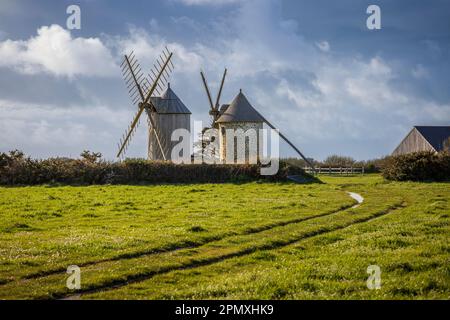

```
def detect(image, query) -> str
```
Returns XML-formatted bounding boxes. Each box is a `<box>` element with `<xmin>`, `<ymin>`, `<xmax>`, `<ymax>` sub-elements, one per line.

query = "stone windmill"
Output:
<box><xmin>200</xmin><ymin>70</ymin><xmax>315</xmax><ymax>170</ymax></box>
<box><xmin>117</xmin><ymin>48</ymin><xmax>191</xmax><ymax>160</ymax></box>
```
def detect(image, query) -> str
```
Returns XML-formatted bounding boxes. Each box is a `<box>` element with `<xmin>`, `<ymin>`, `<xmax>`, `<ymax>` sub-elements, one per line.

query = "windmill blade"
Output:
<box><xmin>120</xmin><ymin>50</ymin><xmax>133</xmax><ymax>70</ymax></box>
<box><xmin>121</xmin><ymin>52</ymin><xmax>146</xmax><ymax>105</ymax></box>
<box><xmin>143</xmin><ymin>78</ymin><xmax>160</xmax><ymax>97</ymax></box>
<box><xmin>117</xmin><ymin>49</ymin><xmax>174</xmax><ymax>158</ymax></box>
<box><xmin>142</xmin><ymin>51</ymin><xmax>173</xmax><ymax>106</ymax></box>
<box><xmin>255</xmin><ymin>111</ymin><xmax>316</xmax><ymax>172</ymax></box>
<box><xmin>146</xmin><ymin>111</ymin><xmax>167</xmax><ymax>161</ymax></box>
<box><xmin>214</xmin><ymin>68</ymin><xmax>227</xmax><ymax>111</ymax></box>
<box><xmin>150</xmin><ymin>69</ymin><xmax>165</xmax><ymax>93</ymax></box>
<box><xmin>144</xmin><ymin>57</ymin><xmax>173</xmax><ymax>159</ymax></box>
<box><xmin>157</xmin><ymin>55</ymin><xmax>172</xmax><ymax>75</ymax></box>
<box><xmin>153</xmin><ymin>64</ymin><xmax>168</xmax><ymax>89</ymax></box>
<box><xmin>160</xmin><ymin>55</ymin><xmax>173</xmax><ymax>75</ymax></box>
<box><xmin>156</xmin><ymin>60</ymin><xmax>169</xmax><ymax>84</ymax></box>
<box><xmin>153</xmin><ymin>59</ymin><xmax>172</xmax><ymax>88</ymax></box>
<box><xmin>163</xmin><ymin>46</ymin><xmax>175</xmax><ymax>69</ymax></box>
<box><xmin>116</xmin><ymin>106</ymin><xmax>146</xmax><ymax>158</ymax></box>
<box><xmin>123</xmin><ymin>54</ymin><xmax>145</xmax><ymax>100</ymax></box>
<box><xmin>200</xmin><ymin>71</ymin><xmax>215</xmax><ymax>111</ymax></box>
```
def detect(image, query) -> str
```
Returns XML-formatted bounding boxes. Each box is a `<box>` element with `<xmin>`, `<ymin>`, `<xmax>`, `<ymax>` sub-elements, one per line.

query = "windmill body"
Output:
<box><xmin>216</xmin><ymin>90</ymin><xmax>263</xmax><ymax>164</ymax></box>
<box><xmin>147</xmin><ymin>86</ymin><xmax>191</xmax><ymax>160</ymax></box>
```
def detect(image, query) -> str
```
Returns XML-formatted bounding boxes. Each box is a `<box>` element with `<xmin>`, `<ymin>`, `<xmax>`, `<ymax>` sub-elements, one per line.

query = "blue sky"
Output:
<box><xmin>0</xmin><ymin>0</ymin><xmax>449</xmax><ymax>160</ymax></box>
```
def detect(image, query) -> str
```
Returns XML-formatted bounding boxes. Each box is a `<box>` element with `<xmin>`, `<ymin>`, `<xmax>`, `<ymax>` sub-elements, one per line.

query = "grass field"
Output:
<box><xmin>0</xmin><ymin>175</ymin><xmax>448</xmax><ymax>299</ymax></box>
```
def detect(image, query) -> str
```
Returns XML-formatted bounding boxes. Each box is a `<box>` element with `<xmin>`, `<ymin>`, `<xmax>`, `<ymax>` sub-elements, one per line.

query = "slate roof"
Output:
<box><xmin>149</xmin><ymin>85</ymin><xmax>191</xmax><ymax>114</ymax></box>
<box><xmin>415</xmin><ymin>126</ymin><xmax>450</xmax><ymax>151</ymax></box>
<box><xmin>216</xmin><ymin>91</ymin><xmax>264</xmax><ymax>123</ymax></box>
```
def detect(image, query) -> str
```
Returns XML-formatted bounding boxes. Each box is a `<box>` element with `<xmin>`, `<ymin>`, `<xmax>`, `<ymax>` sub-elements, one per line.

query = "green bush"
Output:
<box><xmin>0</xmin><ymin>151</ymin><xmax>318</xmax><ymax>186</ymax></box>
<box><xmin>382</xmin><ymin>151</ymin><xmax>450</xmax><ymax>181</ymax></box>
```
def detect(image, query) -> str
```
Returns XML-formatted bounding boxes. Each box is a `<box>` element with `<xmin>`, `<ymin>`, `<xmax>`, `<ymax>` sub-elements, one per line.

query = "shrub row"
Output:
<box><xmin>0</xmin><ymin>151</ymin><xmax>317</xmax><ymax>185</ymax></box>
<box><xmin>283</xmin><ymin>156</ymin><xmax>389</xmax><ymax>173</ymax></box>
<box><xmin>382</xmin><ymin>151</ymin><xmax>450</xmax><ymax>181</ymax></box>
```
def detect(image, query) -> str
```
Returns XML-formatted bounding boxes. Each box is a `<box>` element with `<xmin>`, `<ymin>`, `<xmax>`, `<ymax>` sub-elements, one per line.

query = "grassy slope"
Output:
<box><xmin>0</xmin><ymin>175</ymin><xmax>448</xmax><ymax>299</ymax></box>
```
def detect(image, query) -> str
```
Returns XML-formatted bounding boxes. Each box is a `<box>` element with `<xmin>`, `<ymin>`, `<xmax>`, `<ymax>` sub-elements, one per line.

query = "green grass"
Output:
<box><xmin>0</xmin><ymin>175</ymin><xmax>448</xmax><ymax>299</ymax></box>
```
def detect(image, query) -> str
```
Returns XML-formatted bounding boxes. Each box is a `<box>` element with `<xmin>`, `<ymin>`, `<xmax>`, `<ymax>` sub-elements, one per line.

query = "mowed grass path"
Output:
<box><xmin>0</xmin><ymin>175</ymin><xmax>448</xmax><ymax>299</ymax></box>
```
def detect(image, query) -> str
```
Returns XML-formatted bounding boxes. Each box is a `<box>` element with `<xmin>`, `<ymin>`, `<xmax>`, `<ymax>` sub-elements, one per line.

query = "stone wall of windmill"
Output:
<box><xmin>218</xmin><ymin>122</ymin><xmax>262</xmax><ymax>163</ymax></box>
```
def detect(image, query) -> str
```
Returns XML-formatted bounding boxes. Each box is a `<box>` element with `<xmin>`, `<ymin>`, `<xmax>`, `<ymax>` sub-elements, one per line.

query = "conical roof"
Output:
<box><xmin>149</xmin><ymin>85</ymin><xmax>191</xmax><ymax>114</ymax></box>
<box><xmin>216</xmin><ymin>90</ymin><xmax>264</xmax><ymax>123</ymax></box>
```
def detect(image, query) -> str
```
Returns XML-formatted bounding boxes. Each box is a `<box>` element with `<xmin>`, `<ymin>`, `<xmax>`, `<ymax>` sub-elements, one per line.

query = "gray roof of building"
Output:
<box><xmin>216</xmin><ymin>91</ymin><xmax>264</xmax><ymax>123</ymax></box>
<box><xmin>415</xmin><ymin>126</ymin><xmax>450</xmax><ymax>151</ymax></box>
<box><xmin>149</xmin><ymin>86</ymin><xmax>191</xmax><ymax>114</ymax></box>
<box><xmin>219</xmin><ymin>104</ymin><xmax>229</xmax><ymax>115</ymax></box>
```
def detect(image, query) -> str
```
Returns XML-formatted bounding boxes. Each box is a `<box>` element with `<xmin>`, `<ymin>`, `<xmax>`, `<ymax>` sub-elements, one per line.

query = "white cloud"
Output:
<box><xmin>109</xmin><ymin>27</ymin><xmax>203</xmax><ymax>74</ymax></box>
<box><xmin>0</xmin><ymin>99</ymin><xmax>144</xmax><ymax>159</ymax></box>
<box><xmin>273</xmin><ymin>56</ymin><xmax>450</xmax><ymax>142</ymax></box>
<box><xmin>0</xmin><ymin>25</ymin><xmax>117</xmax><ymax>77</ymax></box>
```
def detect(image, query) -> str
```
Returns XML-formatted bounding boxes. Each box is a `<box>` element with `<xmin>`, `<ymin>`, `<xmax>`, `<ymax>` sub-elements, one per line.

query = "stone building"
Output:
<box><xmin>216</xmin><ymin>90</ymin><xmax>264</xmax><ymax>164</ymax></box>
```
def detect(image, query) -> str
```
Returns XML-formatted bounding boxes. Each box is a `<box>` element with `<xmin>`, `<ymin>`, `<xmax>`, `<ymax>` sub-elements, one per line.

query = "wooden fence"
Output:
<box><xmin>304</xmin><ymin>167</ymin><xmax>365</xmax><ymax>175</ymax></box>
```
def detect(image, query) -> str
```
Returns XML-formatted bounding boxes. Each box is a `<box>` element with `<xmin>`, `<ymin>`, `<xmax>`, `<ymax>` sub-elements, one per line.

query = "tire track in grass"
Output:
<box><xmin>19</xmin><ymin>201</ymin><xmax>356</xmax><ymax>282</ymax></box>
<box><xmin>59</xmin><ymin>201</ymin><xmax>405</xmax><ymax>300</ymax></box>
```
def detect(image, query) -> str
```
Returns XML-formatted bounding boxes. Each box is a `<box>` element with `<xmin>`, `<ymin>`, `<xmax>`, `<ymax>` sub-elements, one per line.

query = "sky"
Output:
<box><xmin>0</xmin><ymin>0</ymin><xmax>449</xmax><ymax>161</ymax></box>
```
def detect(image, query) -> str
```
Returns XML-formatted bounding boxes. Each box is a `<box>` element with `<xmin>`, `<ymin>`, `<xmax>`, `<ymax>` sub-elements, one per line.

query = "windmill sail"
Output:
<box><xmin>116</xmin><ymin>49</ymin><xmax>174</xmax><ymax>159</ymax></box>
<box><xmin>200</xmin><ymin>68</ymin><xmax>227</xmax><ymax>128</ymax></box>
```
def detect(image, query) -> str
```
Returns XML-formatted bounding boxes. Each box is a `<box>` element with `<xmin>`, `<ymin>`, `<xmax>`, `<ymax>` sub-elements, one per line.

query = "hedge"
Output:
<box><xmin>382</xmin><ymin>151</ymin><xmax>450</xmax><ymax>182</ymax></box>
<box><xmin>0</xmin><ymin>151</ymin><xmax>318</xmax><ymax>185</ymax></box>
